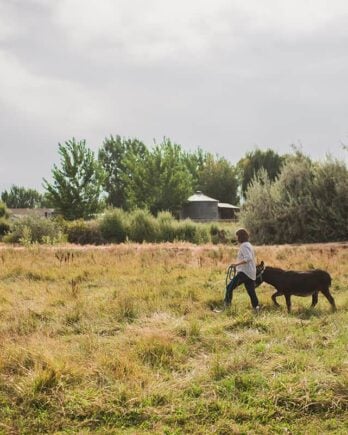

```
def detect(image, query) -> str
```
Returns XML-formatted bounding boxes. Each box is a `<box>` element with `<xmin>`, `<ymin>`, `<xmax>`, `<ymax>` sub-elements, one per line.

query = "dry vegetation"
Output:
<box><xmin>0</xmin><ymin>242</ymin><xmax>347</xmax><ymax>434</ymax></box>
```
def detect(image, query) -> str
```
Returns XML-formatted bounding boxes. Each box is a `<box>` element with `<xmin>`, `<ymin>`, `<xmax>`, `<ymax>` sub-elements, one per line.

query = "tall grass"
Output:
<box><xmin>0</xmin><ymin>243</ymin><xmax>346</xmax><ymax>433</ymax></box>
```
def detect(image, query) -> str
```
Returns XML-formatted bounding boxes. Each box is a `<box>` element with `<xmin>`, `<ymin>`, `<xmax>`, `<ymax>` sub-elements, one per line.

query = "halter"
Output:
<box><xmin>255</xmin><ymin>261</ymin><xmax>265</xmax><ymax>287</ymax></box>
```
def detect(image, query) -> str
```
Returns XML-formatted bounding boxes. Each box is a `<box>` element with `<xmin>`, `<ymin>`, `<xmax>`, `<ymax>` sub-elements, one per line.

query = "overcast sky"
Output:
<box><xmin>1</xmin><ymin>0</ymin><xmax>348</xmax><ymax>192</ymax></box>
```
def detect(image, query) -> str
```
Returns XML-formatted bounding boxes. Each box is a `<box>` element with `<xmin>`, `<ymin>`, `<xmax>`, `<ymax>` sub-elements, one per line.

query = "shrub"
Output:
<box><xmin>0</xmin><ymin>201</ymin><xmax>8</xmax><ymax>218</ymax></box>
<box><xmin>193</xmin><ymin>225</ymin><xmax>210</xmax><ymax>244</ymax></box>
<box><xmin>66</xmin><ymin>220</ymin><xmax>104</xmax><ymax>245</ymax></box>
<box><xmin>209</xmin><ymin>223</ymin><xmax>234</xmax><ymax>244</ymax></box>
<box><xmin>99</xmin><ymin>208</ymin><xmax>127</xmax><ymax>243</ymax></box>
<box><xmin>174</xmin><ymin>220</ymin><xmax>196</xmax><ymax>242</ymax></box>
<box><xmin>128</xmin><ymin>209</ymin><xmax>158</xmax><ymax>243</ymax></box>
<box><xmin>241</xmin><ymin>155</ymin><xmax>348</xmax><ymax>244</ymax></box>
<box><xmin>3</xmin><ymin>216</ymin><xmax>64</xmax><ymax>244</ymax></box>
<box><xmin>174</xmin><ymin>220</ymin><xmax>210</xmax><ymax>244</ymax></box>
<box><xmin>0</xmin><ymin>218</ymin><xmax>10</xmax><ymax>237</ymax></box>
<box><xmin>156</xmin><ymin>211</ymin><xmax>176</xmax><ymax>242</ymax></box>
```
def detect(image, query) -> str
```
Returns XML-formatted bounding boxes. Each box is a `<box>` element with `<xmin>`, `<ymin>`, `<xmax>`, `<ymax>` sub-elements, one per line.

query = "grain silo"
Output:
<box><xmin>181</xmin><ymin>191</ymin><xmax>219</xmax><ymax>220</ymax></box>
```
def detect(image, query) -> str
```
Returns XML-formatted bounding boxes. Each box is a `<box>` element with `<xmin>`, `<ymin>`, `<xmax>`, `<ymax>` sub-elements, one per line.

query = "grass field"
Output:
<box><xmin>0</xmin><ymin>242</ymin><xmax>347</xmax><ymax>434</ymax></box>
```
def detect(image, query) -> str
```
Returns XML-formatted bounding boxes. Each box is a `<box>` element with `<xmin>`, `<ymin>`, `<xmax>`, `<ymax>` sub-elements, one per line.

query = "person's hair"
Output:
<box><xmin>236</xmin><ymin>228</ymin><xmax>249</xmax><ymax>243</ymax></box>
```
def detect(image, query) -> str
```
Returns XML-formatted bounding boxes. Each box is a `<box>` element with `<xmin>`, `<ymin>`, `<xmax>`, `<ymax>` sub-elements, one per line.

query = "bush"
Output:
<box><xmin>156</xmin><ymin>211</ymin><xmax>176</xmax><ymax>242</ymax></box>
<box><xmin>0</xmin><ymin>201</ymin><xmax>8</xmax><ymax>218</ymax></box>
<box><xmin>174</xmin><ymin>220</ymin><xmax>196</xmax><ymax>242</ymax></box>
<box><xmin>209</xmin><ymin>224</ymin><xmax>233</xmax><ymax>244</ymax></box>
<box><xmin>66</xmin><ymin>220</ymin><xmax>104</xmax><ymax>245</ymax></box>
<box><xmin>174</xmin><ymin>220</ymin><xmax>210</xmax><ymax>244</ymax></box>
<box><xmin>128</xmin><ymin>209</ymin><xmax>158</xmax><ymax>243</ymax></box>
<box><xmin>99</xmin><ymin>208</ymin><xmax>127</xmax><ymax>243</ymax></box>
<box><xmin>241</xmin><ymin>155</ymin><xmax>348</xmax><ymax>244</ymax></box>
<box><xmin>193</xmin><ymin>225</ymin><xmax>210</xmax><ymax>244</ymax></box>
<box><xmin>3</xmin><ymin>216</ymin><xmax>64</xmax><ymax>245</ymax></box>
<box><xmin>0</xmin><ymin>218</ymin><xmax>10</xmax><ymax>237</ymax></box>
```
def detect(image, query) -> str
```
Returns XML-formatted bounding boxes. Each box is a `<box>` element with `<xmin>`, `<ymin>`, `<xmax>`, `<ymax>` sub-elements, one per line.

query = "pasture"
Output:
<box><xmin>0</xmin><ymin>242</ymin><xmax>347</xmax><ymax>434</ymax></box>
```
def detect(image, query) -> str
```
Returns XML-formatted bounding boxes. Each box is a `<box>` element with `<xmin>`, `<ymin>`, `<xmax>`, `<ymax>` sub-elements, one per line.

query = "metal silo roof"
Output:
<box><xmin>186</xmin><ymin>191</ymin><xmax>218</xmax><ymax>202</ymax></box>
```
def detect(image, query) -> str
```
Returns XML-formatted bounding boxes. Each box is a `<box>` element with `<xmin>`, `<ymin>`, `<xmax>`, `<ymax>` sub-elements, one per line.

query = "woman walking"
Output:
<box><xmin>223</xmin><ymin>228</ymin><xmax>260</xmax><ymax>311</ymax></box>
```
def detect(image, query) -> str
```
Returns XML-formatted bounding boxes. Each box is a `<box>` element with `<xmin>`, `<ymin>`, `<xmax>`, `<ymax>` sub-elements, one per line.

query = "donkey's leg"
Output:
<box><xmin>321</xmin><ymin>288</ymin><xmax>337</xmax><ymax>311</ymax></box>
<box><xmin>311</xmin><ymin>291</ymin><xmax>318</xmax><ymax>308</ymax></box>
<box><xmin>271</xmin><ymin>291</ymin><xmax>282</xmax><ymax>307</ymax></box>
<box><xmin>284</xmin><ymin>294</ymin><xmax>292</xmax><ymax>313</ymax></box>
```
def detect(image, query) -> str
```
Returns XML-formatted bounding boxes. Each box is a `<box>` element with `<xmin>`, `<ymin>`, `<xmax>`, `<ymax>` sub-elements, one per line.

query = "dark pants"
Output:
<box><xmin>224</xmin><ymin>272</ymin><xmax>259</xmax><ymax>308</ymax></box>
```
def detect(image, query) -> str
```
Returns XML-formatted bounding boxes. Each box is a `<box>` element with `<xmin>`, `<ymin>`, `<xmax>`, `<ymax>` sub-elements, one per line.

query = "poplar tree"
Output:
<box><xmin>43</xmin><ymin>138</ymin><xmax>105</xmax><ymax>220</ymax></box>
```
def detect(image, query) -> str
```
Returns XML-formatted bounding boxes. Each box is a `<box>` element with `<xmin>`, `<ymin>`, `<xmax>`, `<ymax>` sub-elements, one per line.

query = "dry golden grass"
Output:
<box><xmin>0</xmin><ymin>242</ymin><xmax>347</xmax><ymax>434</ymax></box>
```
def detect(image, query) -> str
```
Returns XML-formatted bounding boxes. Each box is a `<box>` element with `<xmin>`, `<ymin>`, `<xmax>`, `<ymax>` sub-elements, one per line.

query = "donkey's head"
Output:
<box><xmin>255</xmin><ymin>261</ymin><xmax>265</xmax><ymax>287</ymax></box>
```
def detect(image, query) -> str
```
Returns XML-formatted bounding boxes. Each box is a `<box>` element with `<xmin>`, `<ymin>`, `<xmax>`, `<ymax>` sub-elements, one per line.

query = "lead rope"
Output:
<box><xmin>225</xmin><ymin>264</ymin><xmax>236</xmax><ymax>287</ymax></box>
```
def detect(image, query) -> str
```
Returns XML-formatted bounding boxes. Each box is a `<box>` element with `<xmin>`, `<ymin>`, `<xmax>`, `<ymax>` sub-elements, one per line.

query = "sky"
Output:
<box><xmin>1</xmin><ymin>0</ymin><xmax>348</xmax><ymax>192</ymax></box>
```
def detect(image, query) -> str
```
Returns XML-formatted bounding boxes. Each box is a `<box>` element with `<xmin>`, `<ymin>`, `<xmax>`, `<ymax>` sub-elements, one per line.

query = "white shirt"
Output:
<box><xmin>236</xmin><ymin>241</ymin><xmax>256</xmax><ymax>280</ymax></box>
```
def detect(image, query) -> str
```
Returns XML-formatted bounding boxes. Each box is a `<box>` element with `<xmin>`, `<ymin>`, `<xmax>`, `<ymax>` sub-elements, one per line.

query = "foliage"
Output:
<box><xmin>156</xmin><ymin>211</ymin><xmax>177</xmax><ymax>242</ymax></box>
<box><xmin>1</xmin><ymin>185</ymin><xmax>44</xmax><ymax>208</ymax></box>
<box><xmin>1</xmin><ymin>208</ymin><xmax>238</xmax><ymax>245</ymax></box>
<box><xmin>241</xmin><ymin>154</ymin><xmax>348</xmax><ymax>244</ymax></box>
<box><xmin>0</xmin><ymin>201</ymin><xmax>8</xmax><ymax>218</ymax></box>
<box><xmin>210</xmin><ymin>223</ymin><xmax>236</xmax><ymax>244</ymax></box>
<box><xmin>98</xmin><ymin>135</ymin><xmax>241</xmax><ymax>213</ymax></box>
<box><xmin>128</xmin><ymin>209</ymin><xmax>158</xmax><ymax>243</ymax></box>
<box><xmin>173</xmin><ymin>219</ymin><xmax>209</xmax><ymax>244</ymax></box>
<box><xmin>237</xmin><ymin>148</ymin><xmax>284</xmax><ymax>196</ymax></box>
<box><xmin>124</xmin><ymin>138</ymin><xmax>194</xmax><ymax>215</ymax></box>
<box><xmin>0</xmin><ymin>244</ymin><xmax>346</xmax><ymax>433</ymax></box>
<box><xmin>3</xmin><ymin>216</ymin><xmax>65</xmax><ymax>245</ymax></box>
<box><xmin>0</xmin><ymin>218</ymin><xmax>10</xmax><ymax>236</ymax></box>
<box><xmin>182</xmin><ymin>147</ymin><xmax>208</xmax><ymax>189</ymax></box>
<box><xmin>197</xmin><ymin>153</ymin><xmax>239</xmax><ymax>204</ymax></box>
<box><xmin>0</xmin><ymin>202</ymin><xmax>10</xmax><ymax>238</ymax></box>
<box><xmin>65</xmin><ymin>220</ymin><xmax>104</xmax><ymax>245</ymax></box>
<box><xmin>98</xmin><ymin>135</ymin><xmax>147</xmax><ymax>208</ymax></box>
<box><xmin>99</xmin><ymin>208</ymin><xmax>127</xmax><ymax>243</ymax></box>
<box><xmin>43</xmin><ymin>138</ymin><xmax>105</xmax><ymax>220</ymax></box>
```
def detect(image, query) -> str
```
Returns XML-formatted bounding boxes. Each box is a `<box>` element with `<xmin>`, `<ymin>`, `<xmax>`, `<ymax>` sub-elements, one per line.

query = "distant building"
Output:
<box><xmin>8</xmin><ymin>208</ymin><xmax>55</xmax><ymax>219</ymax></box>
<box><xmin>181</xmin><ymin>191</ymin><xmax>239</xmax><ymax>221</ymax></box>
<box><xmin>218</xmin><ymin>202</ymin><xmax>240</xmax><ymax>220</ymax></box>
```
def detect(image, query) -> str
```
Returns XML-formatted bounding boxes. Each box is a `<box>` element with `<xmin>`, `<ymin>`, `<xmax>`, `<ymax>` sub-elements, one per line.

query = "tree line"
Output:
<box><xmin>1</xmin><ymin>137</ymin><xmax>347</xmax><ymax>244</ymax></box>
<box><xmin>1</xmin><ymin>136</ymin><xmax>283</xmax><ymax>219</ymax></box>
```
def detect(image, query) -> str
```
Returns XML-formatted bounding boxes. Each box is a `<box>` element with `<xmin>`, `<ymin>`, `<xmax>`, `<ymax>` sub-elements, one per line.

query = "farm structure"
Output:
<box><xmin>180</xmin><ymin>191</ymin><xmax>240</xmax><ymax>221</ymax></box>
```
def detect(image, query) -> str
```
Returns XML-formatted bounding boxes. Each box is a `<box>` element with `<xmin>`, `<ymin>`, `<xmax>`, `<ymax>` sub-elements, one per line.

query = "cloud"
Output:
<box><xmin>0</xmin><ymin>48</ymin><xmax>111</xmax><ymax>134</ymax></box>
<box><xmin>0</xmin><ymin>0</ymin><xmax>347</xmax><ymax>191</ymax></box>
<box><xmin>53</xmin><ymin>0</ymin><xmax>348</xmax><ymax>55</ymax></box>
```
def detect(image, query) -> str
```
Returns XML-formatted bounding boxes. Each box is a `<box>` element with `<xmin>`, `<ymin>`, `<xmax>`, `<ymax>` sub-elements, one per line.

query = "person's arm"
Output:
<box><xmin>231</xmin><ymin>245</ymin><xmax>253</xmax><ymax>267</ymax></box>
<box><xmin>231</xmin><ymin>259</ymin><xmax>248</xmax><ymax>267</ymax></box>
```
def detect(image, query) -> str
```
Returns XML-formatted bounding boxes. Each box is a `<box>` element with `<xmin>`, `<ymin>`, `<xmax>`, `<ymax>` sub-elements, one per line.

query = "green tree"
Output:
<box><xmin>124</xmin><ymin>138</ymin><xmax>194</xmax><ymax>214</ymax></box>
<box><xmin>237</xmin><ymin>148</ymin><xmax>284</xmax><ymax>196</ymax></box>
<box><xmin>43</xmin><ymin>138</ymin><xmax>105</xmax><ymax>220</ymax></box>
<box><xmin>183</xmin><ymin>147</ymin><xmax>208</xmax><ymax>190</ymax></box>
<box><xmin>1</xmin><ymin>185</ymin><xmax>44</xmax><ymax>208</ymax></box>
<box><xmin>197</xmin><ymin>154</ymin><xmax>239</xmax><ymax>204</ymax></box>
<box><xmin>98</xmin><ymin>135</ymin><xmax>147</xmax><ymax>208</ymax></box>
